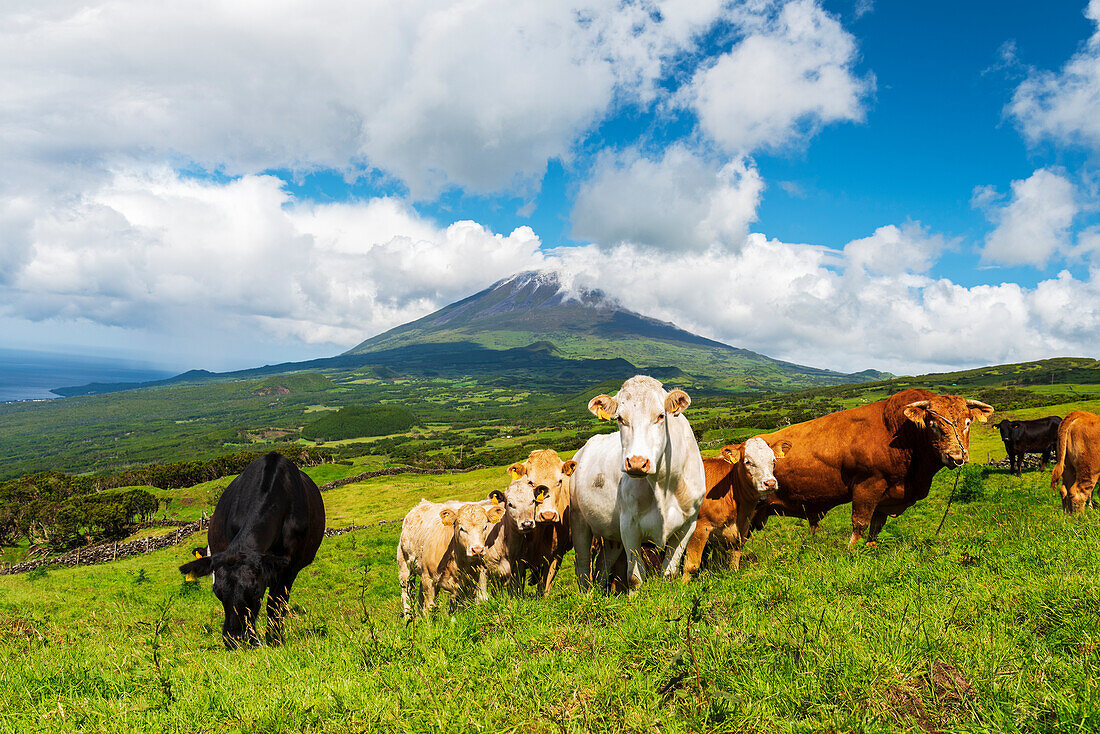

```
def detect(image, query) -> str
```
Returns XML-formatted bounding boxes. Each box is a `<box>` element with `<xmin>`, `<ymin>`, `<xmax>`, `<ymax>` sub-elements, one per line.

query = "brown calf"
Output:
<box><xmin>682</xmin><ymin>436</ymin><xmax>791</xmax><ymax>580</ymax></box>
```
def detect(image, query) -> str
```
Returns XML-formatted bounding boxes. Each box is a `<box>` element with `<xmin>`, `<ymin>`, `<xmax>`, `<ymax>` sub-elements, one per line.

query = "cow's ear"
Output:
<box><xmin>190</xmin><ymin>546</ymin><xmax>207</xmax><ymax>559</ymax></box>
<box><xmin>487</xmin><ymin>489</ymin><xmax>505</xmax><ymax>505</ymax></box>
<box><xmin>903</xmin><ymin>400</ymin><xmax>930</xmax><ymax>428</ymax></box>
<box><xmin>179</xmin><ymin>555</ymin><xmax>214</xmax><ymax>581</ymax></box>
<box><xmin>507</xmin><ymin>462</ymin><xmax>527</xmax><ymax>481</ymax></box>
<box><xmin>561</xmin><ymin>460</ymin><xmax>578</xmax><ymax>477</ymax></box>
<box><xmin>588</xmin><ymin>394</ymin><xmax>617</xmax><ymax>421</ymax></box>
<box><xmin>487</xmin><ymin>505</ymin><xmax>505</xmax><ymax>524</ymax></box>
<box><xmin>966</xmin><ymin>399</ymin><xmax>994</xmax><ymax>423</ymax></box>
<box><xmin>720</xmin><ymin>444</ymin><xmax>743</xmax><ymax>465</ymax></box>
<box><xmin>772</xmin><ymin>440</ymin><xmax>792</xmax><ymax>460</ymax></box>
<box><xmin>665</xmin><ymin>389</ymin><xmax>691</xmax><ymax>416</ymax></box>
<box><xmin>439</xmin><ymin>508</ymin><xmax>457</xmax><ymax>526</ymax></box>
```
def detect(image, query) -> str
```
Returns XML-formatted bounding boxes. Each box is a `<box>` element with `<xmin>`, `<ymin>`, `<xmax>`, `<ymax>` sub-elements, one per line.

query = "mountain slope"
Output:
<box><xmin>346</xmin><ymin>270</ymin><xmax>888</xmax><ymax>389</ymax></box>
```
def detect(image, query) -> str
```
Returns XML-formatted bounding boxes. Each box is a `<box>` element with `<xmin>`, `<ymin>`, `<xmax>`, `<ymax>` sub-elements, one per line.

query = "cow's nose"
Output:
<box><xmin>763</xmin><ymin>478</ymin><xmax>777</xmax><ymax>490</ymax></box>
<box><xmin>469</xmin><ymin>545</ymin><xmax>485</xmax><ymax>556</ymax></box>
<box><xmin>947</xmin><ymin>452</ymin><xmax>966</xmax><ymax>467</ymax></box>
<box><xmin>624</xmin><ymin>456</ymin><xmax>651</xmax><ymax>475</ymax></box>
<box><xmin>520</xmin><ymin>520</ymin><xmax>535</xmax><ymax>532</ymax></box>
<box><xmin>538</xmin><ymin>510</ymin><xmax>558</xmax><ymax>522</ymax></box>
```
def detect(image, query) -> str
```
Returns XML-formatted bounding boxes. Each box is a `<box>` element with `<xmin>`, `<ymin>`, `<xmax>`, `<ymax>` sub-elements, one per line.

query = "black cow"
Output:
<box><xmin>998</xmin><ymin>416</ymin><xmax>1062</xmax><ymax>476</ymax></box>
<box><xmin>179</xmin><ymin>452</ymin><xmax>325</xmax><ymax>647</ymax></box>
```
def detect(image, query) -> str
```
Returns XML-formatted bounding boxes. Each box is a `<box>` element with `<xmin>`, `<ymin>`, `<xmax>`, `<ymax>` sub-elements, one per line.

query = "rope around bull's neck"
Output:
<box><xmin>935</xmin><ymin>467</ymin><xmax>963</xmax><ymax>537</ymax></box>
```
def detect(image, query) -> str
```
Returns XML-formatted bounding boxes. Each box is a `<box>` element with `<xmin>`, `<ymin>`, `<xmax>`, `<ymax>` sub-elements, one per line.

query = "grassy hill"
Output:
<box><xmin>2</xmin><ymin>443</ymin><xmax>1099</xmax><ymax>731</ymax></box>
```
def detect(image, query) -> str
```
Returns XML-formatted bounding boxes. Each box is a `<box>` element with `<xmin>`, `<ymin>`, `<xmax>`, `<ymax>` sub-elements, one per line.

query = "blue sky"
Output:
<box><xmin>1</xmin><ymin>0</ymin><xmax>1099</xmax><ymax>374</ymax></box>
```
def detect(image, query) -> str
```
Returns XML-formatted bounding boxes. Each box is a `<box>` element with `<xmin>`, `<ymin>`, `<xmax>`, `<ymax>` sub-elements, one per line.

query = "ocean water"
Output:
<box><xmin>0</xmin><ymin>348</ymin><xmax>176</xmax><ymax>403</ymax></box>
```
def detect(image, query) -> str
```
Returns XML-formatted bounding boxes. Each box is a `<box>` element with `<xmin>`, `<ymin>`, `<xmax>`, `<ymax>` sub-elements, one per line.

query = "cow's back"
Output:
<box><xmin>1063</xmin><ymin>411</ymin><xmax>1100</xmax><ymax>467</ymax></box>
<box><xmin>208</xmin><ymin>452</ymin><xmax>325</xmax><ymax>569</ymax></box>
<box><xmin>759</xmin><ymin>389</ymin><xmax>930</xmax><ymax>509</ymax></box>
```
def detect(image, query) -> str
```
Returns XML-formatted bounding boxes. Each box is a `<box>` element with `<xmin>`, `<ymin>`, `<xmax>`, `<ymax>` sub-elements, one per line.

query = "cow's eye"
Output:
<box><xmin>655</xmin><ymin>414</ymin><xmax>665</xmax><ymax>424</ymax></box>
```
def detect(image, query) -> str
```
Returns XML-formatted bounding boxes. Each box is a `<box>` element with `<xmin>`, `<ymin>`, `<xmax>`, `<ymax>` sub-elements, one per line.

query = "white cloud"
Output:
<box><xmin>570</xmin><ymin>146</ymin><xmax>764</xmax><ymax>251</ymax></box>
<box><xmin>3</xmin><ymin>171</ymin><xmax>1098</xmax><ymax>375</ymax></box>
<box><xmin>0</xmin><ymin>0</ymin><xmax>740</xmax><ymax>198</ymax></box>
<box><xmin>976</xmin><ymin>168</ymin><xmax>1078</xmax><ymax>268</ymax></box>
<box><xmin>1</xmin><ymin>169</ymin><xmax>546</xmax><ymax>367</ymax></box>
<box><xmin>685</xmin><ymin>0</ymin><xmax>872</xmax><ymax>154</ymax></box>
<box><xmin>552</xmin><ymin>233</ymin><xmax>1100</xmax><ymax>374</ymax></box>
<box><xmin>843</xmin><ymin>222</ymin><xmax>954</xmax><ymax>276</ymax></box>
<box><xmin>1009</xmin><ymin>0</ymin><xmax>1100</xmax><ymax>150</ymax></box>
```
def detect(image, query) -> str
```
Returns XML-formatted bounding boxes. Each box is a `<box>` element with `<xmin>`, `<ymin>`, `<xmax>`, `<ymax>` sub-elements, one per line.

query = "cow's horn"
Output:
<box><xmin>965</xmin><ymin>399</ymin><xmax>994</xmax><ymax>411</ymax></box>
<box><xmin>904</xmin><ymin>400</ymin><xmax>931</xmax><ymax>410</ymax></box>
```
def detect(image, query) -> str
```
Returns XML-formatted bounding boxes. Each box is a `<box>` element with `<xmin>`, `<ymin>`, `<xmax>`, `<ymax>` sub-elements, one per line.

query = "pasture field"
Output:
<box><xmin>2</xmin><ymin>463</ymin><xmax>1099</xmax><ymax>733</ymax></box>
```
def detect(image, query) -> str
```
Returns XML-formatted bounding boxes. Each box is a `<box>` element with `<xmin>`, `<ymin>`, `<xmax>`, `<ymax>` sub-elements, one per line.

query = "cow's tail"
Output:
<box><xmin>1051</xmin><ymin>416</ymin><xmax>1073</xmax><ymax>489</ymax></box>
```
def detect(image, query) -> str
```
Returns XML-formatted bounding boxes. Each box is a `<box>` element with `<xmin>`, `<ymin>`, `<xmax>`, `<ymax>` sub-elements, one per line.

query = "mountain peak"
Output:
<box><xmin>343</xmin><ymin>269</ymin><xmax>881</xmax><ymax>388</ymax></box>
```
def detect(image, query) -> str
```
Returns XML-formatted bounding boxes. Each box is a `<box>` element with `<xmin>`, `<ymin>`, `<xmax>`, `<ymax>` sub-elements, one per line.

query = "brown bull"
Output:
<box><xmin>752</xmin><ymin>388</ymin><xmax>994</xmax><ymax>544</ymax></box>
<box><xmin>1051</xmin><ymin>410</ymin><xmax>1100</xmax><ymax>514</ymax></box>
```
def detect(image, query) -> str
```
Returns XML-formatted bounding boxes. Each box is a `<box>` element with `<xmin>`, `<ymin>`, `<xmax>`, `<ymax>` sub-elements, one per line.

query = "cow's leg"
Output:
<box><xmin>571</xmin><ymin>518</ymin><xmax>594</xmax><ymax>592</ymax></box>
<box><xmin>599</xmin><ymin>541</ymin><xmax>624</xmax><ymax>593</ymax></box>
<box><xmin>476</xmin><ymin>568</ymin><xmax>489</xmax><ymax>603</ymax></box>
<box><xmin>850</xmin><ymin>480</ymin><xmax>887</xmax><ymax>545</ymax></box>
<box><xmin>620</xmin><ymin>519</ymin><xmax>645</xmax><ymax>593</ymax></box>
<box><xmin>419</xmin><ymin>574</ymin><xmax>437</xmax><ymax>616</ymax></box>
<box><xmin>865</xmin><ymin>509</ymin><xmax>890</xmax><ymax>545</ymax></box>
<box><xmin>265</xmin><ymin>572</ymin><xmax>297</xmax><ymax>645</ymax></box>
<box><xmin>718</xmin><ymin>523</ymin><xmax>744</xmax><ymax>570</ymax></box>
<box><xmin>662</xmin><ymin>520</ymin><xmax>695</xmax><ymax>579</ymax></box>
<box><xmin>681</xmin><ymin>520</ymin><xmax>714</xmax><ymax>581</ymax></box>
<box><xmin>541</xmin><ymin>555</ymin><xmax>561</xmax><ymax>596</ymax></box>
<box><xmin>398</xmin><ymin>552</ymin><xmax>414</xmax><ymax>620</ymax></box>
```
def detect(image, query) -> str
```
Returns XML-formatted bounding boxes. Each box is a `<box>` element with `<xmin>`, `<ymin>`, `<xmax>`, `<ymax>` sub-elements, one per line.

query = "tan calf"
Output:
<box><xmin>506</xmin><ymin>450</ymin><xmax>577</xmax><ymax>595</ymax></box>
<box><xmin>682</xmin><ymin>437</ymin><xmax>792</xmax><ymax>580</ymax></box>
<box><xmin>396</xmin><ymin>500</ymin><xmax>503</xmax><ymax>618</ymax></box>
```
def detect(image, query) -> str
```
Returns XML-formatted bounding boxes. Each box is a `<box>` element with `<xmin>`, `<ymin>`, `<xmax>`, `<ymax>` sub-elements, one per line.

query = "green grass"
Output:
<box><xmin>2</xmin><ymin>464</ymin><xmax>1099</xmax><ymax>733</ymax></box>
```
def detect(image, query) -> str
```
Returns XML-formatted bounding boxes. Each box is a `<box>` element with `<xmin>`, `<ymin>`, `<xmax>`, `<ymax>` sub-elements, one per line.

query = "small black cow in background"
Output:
<box><xmin>998</xmin><ymin>416</ymin><xmax>1062</xmax><ymax>476</ymax></box>
<box><xmin>179</xmin><ymin>452</ymin><xmax>324</xmax><ymax>647</ymax></box>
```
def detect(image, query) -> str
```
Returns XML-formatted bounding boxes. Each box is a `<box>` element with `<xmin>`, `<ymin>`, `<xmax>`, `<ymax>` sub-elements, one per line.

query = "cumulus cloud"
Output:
<box><xmin>570</xmin><ymin>146</ymin><xmax>764</xmax><ymax>251</ymax></box>
<box><xmin>0</xmin><ymin>0</ymin><xmax>743</xmax><ymax>198</ymax></box>
<box><xmin>4</xmin><ymin>168</ymin><xmax>1096</xmax><ymax>375</ymax></box>
<box><xmin>1009</xmin><ymin>0</ymin><xmax>1100</xmax><ymax>149</ymax></box>
<box><xmin>552</xmin><ymin>234</ymin><xmax>1100</xmax><ymax>374</ymax></box>
<box><xmin>685</xmin><ymin>0</ymin><xmax>872</xmax><ymax>154</ymax></box>
<box><xmin>1</xmin><ymin>169</ymin><xmax>546</xmax><ymax>366</ymax></box>
<box><xmin>975</xmin><ymin>168</ymin><xmax>1078</xmax><ymax>267</ymax></box>
<box><xmin>843</xmin><ymin>222</ymin><xmax>954</xmax><ymax>275</ymax></box>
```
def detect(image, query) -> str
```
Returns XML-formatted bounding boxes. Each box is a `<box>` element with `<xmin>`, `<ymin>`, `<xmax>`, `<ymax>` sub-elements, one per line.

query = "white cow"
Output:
<box><xmin>570</xmin><ymin>375</ymin><xmax>707</xmax><ymax>592</ymax></box>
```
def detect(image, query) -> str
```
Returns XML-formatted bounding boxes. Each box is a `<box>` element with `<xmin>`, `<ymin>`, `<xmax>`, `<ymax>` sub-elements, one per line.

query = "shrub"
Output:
<box><xmin>301</xmin><ymin>405</ymin><xmax>417</xmax><ymax>441</ymax></box>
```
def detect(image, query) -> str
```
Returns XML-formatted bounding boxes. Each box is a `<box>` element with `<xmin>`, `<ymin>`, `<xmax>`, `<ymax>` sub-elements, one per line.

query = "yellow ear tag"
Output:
<box><xmin>491</xmin><ymin>495</ymin><xmax>500</xmax><ymax>505</ymax></box>
<box><xmin>193</xmin><ymin>550</ymin><xmax>204</xmax><ymax>559</ymax></box>
<box><xmin>774</xmin><ymin>449</ymin><xmax>785</xmax><ymax>460</ymax></box>
<box><xmin>536</xmin><ymin>492</ymin><xmax>547</xmax><ymax>503</ymax></box>
<box><xmin>186</xmin><ymin>573</ymin><xmax>197</xmax><ymax>581</ymax></box>
<box><xmin>596</xmin><ymin>407</ymin><xmax>610</xmax><ymax>421</ymax></box>
<box><xmin>509</xmin><ymin>468</ymin><xmax>521</xmax><ymax>480</ymax></box>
